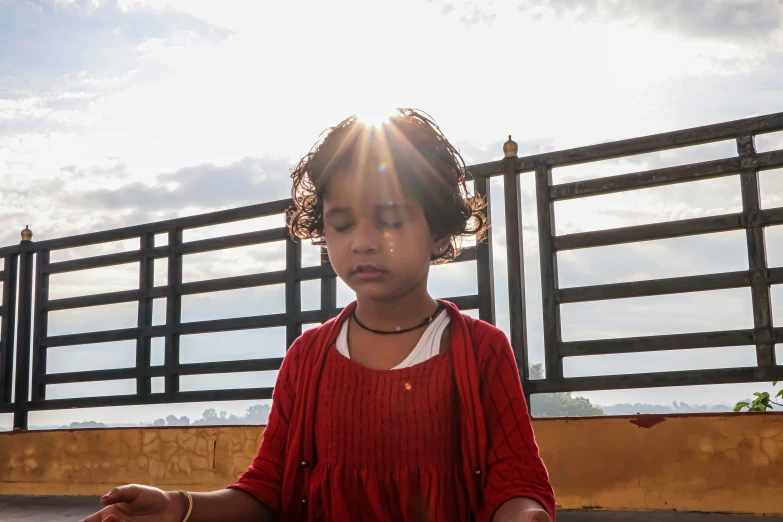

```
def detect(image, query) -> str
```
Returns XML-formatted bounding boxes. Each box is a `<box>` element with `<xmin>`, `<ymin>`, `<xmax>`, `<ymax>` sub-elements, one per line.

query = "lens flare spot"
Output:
<box><xmin>404</xmin><ymin>382</ymin><xmax>412</xmax><ymax>391</ymax></box>
<box><xmin>379</xmin><ymin>161</ymin><xmax>388</xmax><ymax>173</ymax></box>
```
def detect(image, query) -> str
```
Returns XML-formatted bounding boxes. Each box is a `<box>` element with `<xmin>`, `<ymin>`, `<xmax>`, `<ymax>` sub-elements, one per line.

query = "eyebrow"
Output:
<box><xmin>325</xmin><ymin>204</ymin><xmax>411</xmax><ymax>218</ymax></box>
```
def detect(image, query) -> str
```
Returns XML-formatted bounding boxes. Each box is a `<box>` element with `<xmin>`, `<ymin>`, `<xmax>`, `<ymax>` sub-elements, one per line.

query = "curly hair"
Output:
<box><xmin>288</xmin><ymin>108</ymin><xmax>487</xmax><ymax>264</ymax></box>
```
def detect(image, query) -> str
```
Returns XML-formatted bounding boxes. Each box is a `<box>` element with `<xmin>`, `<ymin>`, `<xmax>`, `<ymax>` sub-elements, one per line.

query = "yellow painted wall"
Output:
<box><xmin>0</xmin><ymin>426</ymin><xmax>262</xmax><ymax>497</ymax></box>
<box><xmin>2</xmin><ymin>413</ymin><xmax>783</xmax><ymax>514</ymax></box>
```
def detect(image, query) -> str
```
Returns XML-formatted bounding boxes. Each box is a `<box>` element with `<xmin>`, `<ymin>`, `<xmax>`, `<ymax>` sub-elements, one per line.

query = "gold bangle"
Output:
<box><xmin>179</xmin><ymin>490</ymin><xmax>193</xmax><ymax>522</ymax></box>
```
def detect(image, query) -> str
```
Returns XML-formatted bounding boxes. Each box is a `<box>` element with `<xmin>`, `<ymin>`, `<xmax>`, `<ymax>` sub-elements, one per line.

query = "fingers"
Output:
<box><xmin>100</xmin><ymin>484</ymin><xmax>142</xmax><ymax>506</ymax></box>
<box><xmin>79</xmin><ymin>507</ymin><xmax>124</xmax><ymax>522</ymax></box>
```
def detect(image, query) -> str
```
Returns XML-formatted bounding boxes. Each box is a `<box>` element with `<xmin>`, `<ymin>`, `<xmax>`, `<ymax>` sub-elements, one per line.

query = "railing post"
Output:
<box><xmin>286</xmin><ymin>231</ymin><xmax>303</xmax><ymax>349</ymax></box>
<box><xmin>474</xmin><ymin>174</ymin><xmax>495</xmax><ymax>325</ymax></box>
<box><xmin>13</xmin><ymin>226</ymin><xmax>34</xmax><ymax>430</ymax></box>
<box><xmin>502</xmin><ymin>137</ymin><xmax>530</xmax><ymax>394</ymax></box>
<box><xmin>164</xmin><ymin>228</ymin><xmax>183</xmax><ymax>397</ymax></box>
<box><xmin>30</xmin><ymin>248</ymin><xmax>50</xmax><ymax>402</ymax></box>
<box><xmin>535</xmin><ymin>162</ymin><xmax>564</xmax><ymax>382</ymax></box>
<box><xmin>1</xmin><ymin>252</ymin><xmax>19</xmax><ymax>410</ymax></box>
<box><xmin>737</xmin><ymin>135</ymin><xmax>776</xmax><ymax>373</ymax></box>
<box><xmin>136</xmin><ymin>233</ymin><xmax>155</xmax><ymax>395</ymax></box>
<box><xmin>320</xmin><ymin>249</ymin><xmax>337</xmax><ymax>323</ymax></box>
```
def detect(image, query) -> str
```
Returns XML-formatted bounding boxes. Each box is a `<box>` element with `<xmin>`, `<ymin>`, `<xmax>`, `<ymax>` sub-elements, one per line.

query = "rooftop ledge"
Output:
<box><xmin>1</xmin><ymin>496</ymin><xmax>782</xmax><ymax>522</ymax></box>
<box><xmin>2</xmin><ymin>412</ymin><xmax>783</xmax><ymax>518</ymax></box>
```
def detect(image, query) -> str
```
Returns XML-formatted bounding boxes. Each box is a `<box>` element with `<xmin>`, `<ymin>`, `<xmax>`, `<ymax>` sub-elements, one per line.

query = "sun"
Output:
<box><xmin>356</xmin><ymin>106</ymin><xmax>395</xmax><ymax>128</ymax></box>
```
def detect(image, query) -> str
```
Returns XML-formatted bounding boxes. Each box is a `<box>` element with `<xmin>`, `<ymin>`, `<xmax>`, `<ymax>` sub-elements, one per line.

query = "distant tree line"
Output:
<box><xmin>52</xmin><ymin>367</ymin><xmax>743</xmax><ymax>429</ymax></box>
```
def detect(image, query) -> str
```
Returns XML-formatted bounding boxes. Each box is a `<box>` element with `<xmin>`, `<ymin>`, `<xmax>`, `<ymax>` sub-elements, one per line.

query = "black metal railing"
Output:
<box><xmin>1</xmin><ymin>112</ymin><xmax>782</xmax><ymax>429</ymax></box>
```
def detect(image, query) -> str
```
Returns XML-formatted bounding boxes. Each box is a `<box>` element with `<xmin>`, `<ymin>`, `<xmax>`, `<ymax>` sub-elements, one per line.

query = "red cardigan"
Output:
<box><xmin>232</xmin><ymin>300</ymin><xmax>556</xmax><ymax>520</ymax></box>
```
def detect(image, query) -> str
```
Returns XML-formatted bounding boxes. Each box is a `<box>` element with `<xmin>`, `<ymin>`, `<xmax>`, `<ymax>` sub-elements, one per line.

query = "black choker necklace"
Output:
<box><xmin>352</xmin><ymin>304</ymin><xmax>442</xmax><ymax>335</ymax></box>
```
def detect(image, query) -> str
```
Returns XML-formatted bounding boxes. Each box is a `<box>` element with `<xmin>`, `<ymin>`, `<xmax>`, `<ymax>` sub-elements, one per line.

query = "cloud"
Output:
<box><xmin>430</xmin><ymin>0</ymin><xmax>498</xmax><ymax>26</ymax></box>
<box><xmin>0</xmin><ymin>0</ymin><xmax>230</xmax><ymax>79</ymax></box>
<box><xmin>0</xmin><ymin>0</ymin><xmax>231</xmax><ymax>139</ymax></box>
<box><xmin>73</xmin><ymin>155</ymin><xmax>292</xmax><ymax>214</ymax></box>
<box><xmin>0</xmin><ymin>155</ymin><xmax>292</xmax><ymax>246</ymax></box>
<box><xmin>517</xmin><ymin>0</ymin><xmax>783</xmax><ymax>43</ymax></box>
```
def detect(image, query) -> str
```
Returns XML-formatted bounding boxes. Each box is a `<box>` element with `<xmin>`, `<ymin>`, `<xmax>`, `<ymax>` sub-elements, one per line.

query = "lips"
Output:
<box><xmin>352</xmin><ymin>264</ymin><xmax>386</xmax><ymax>281</ymax></box>
<box><xmin>354</xmin><ymin>264</ymin><xmax>384</xmax><ymax>273</ymax></box>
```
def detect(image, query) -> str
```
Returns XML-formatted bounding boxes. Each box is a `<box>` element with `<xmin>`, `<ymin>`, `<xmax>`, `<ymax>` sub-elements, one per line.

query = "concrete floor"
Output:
<box><xmin>1</xmin><ymin>496</ymin><xmax>782</xmax><ymax>521</ymax></box>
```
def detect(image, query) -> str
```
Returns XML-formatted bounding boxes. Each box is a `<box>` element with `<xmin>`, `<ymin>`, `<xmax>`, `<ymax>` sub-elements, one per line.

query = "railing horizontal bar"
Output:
<box><xmin>0</xmin><ymin>245</ymin><xmax>22</xmax><ymax>257</ymax></box>
<box><xmin>757</xmin><ymin>149</ymin><xmax>783</xmax><ymax>170</ymax></box>
<box><xmin>30</xmin><ymin>200</ymin><xmax>292</xmax><ymax>252</ymax></box>
<box><xmin>550</xmin><ymin>149</ymin><xmax>783</xmax><ymax>202</ymax></box>
<box><xmin>39</xmin><ymin>358</ymin><xmax>285</xmax><ymax>384</ymax></box>
<box><xmin>47</xmin><ymin>250</ymin><xmax>141</xmax><ymax>274</ymax></box>
<box><xmin>178</xmin><ymin>358</ymin><xmax>284</xmax><ymax>376</ymax></box>
<box><xmin>177</xmin><ymin>228</ymin><xmax>289</xmax><ymax>255</ymax></box>
<box><xmin>466</xmin><ymin>161</ymin><xmax>504</xmax><ymax>179</ymax></box>
<box><xmin>46</xmin><ymin>269</ymin><xmax>342</xmax><ymax>312</ymax></box>
<box><xmin>558</xmin><ymin>270</ymin><xmax>751</xmax><ymax>303</ymax></box>
<box><xmin>453</xmin><ymin>246</ymin><xmax>477</xmax><ymax>263</ymax></box>
<box><xmin>555</xmin><ymin>213</ymin><xmax>743</xmax><ymax>251</ymax></box>
<box><xmin>180</xmin><ymin>271</ymin><xmax>288</xmax><ymax>295</ymax></box>
<box><xmin>44</xmin><ymin>326</ymin><xmax>167</xmax><ymax>347</ymax></box>
<box><xmin>47</xmin><ymin>289</ymin><xmax>142</xmax><ymax>311</ymax></box>
<box><xmin>770</xmin><ymin>268</ymin><xmax>783</xmax><ymax>285</ymax></box>
<box><xmin>299</xmin><ymin>264</ymin><xmax>337</xmax><ymax>279</ymax></box>
<box><xmin>173</xmin><ymin>267</ymin><xmax>339</xmax><ymax>296</ymax></box>
<box><xmin>469</xmin><ymin>113</ymin><xmax>783</xmax><ymax>178</ymax></box>
<box><xmin>533</xmin><ymin>112</ymin><xmax>783</xmax><ymax>169</ymax></box>
<box><xmin>765</xmin><ymin>207</ymin><xmax>783</xmax><ymax>226</ymax></box>
<box><xmin>446</xmin><ymin>295</ymin><xmax>481</xmax><ymax>310</ymax></box>
<box><xmin>24</xmin><ymin>387</ymin><xmax>275</xmax><ymax>411</ymax></box>
<box><xmin>42</xmin><ymin>366</ymin><xmax>166</xmax><ymax>384</ymax></box>
<box><xmin>526</xmin><ymin>366</ymin><xmax>783</xmax><ymax>394</ymax></box>
<box><xmin>0</xmin><ymin>270</ymin><xmax>4</xmax><ymax>280</ymax></box>
<box><xmin>550</xmin><ymin>157</ymin><xmax>741</xmax><ymax>201</ymax></box>
<box><xmin>179</xmin><ymin>313</ymin><xmax>309</xmax><ymax>335</ymax></box>
<box><xmin>44</xmin><ymin>311</ymin><xmax>323</xmax><ymax>348</ymax></box>
<box><xmin>559</xmin><ymin>329</ymin><xmax>754</xmax><ymax>357</ymax></box>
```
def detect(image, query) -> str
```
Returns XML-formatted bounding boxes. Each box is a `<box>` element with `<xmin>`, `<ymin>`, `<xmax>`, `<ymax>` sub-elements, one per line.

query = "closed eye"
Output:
<box><xmin>378</xmin><ymin>220</ymin><xmax>403</xmax><ymax>229</ymax></box>
<box><xmin>332</xmin><ymin>223</ymin><xmax>354</xmax><ymax>232</ymax></box>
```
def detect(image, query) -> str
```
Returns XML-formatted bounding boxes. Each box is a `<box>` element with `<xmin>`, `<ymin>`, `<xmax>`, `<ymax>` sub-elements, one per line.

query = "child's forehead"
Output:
<box><xmin>323</xmin><ymin>168</ymin><xmax>417</xmax><ymax>208</ymax></box>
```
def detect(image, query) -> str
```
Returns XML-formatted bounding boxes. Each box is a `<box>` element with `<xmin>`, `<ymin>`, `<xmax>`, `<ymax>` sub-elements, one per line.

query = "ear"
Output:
<box><xmin>431</xmin><ymin>235</ymin><xmax>450</xmax><ymax>258</ymax></box>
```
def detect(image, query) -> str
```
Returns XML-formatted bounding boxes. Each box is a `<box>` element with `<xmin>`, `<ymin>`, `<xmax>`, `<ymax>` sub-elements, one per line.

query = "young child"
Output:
<box><xmin>83</xmin><ymin>110</ymin><xmax>556</xmax><ymax>522</ymax></box>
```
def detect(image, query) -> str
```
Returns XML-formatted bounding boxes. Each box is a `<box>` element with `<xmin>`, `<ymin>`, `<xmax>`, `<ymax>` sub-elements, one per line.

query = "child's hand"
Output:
<box><xmin>80</xmin><ymin>484</ymin><xmax>187</xmax><ymax>522</ymax></box>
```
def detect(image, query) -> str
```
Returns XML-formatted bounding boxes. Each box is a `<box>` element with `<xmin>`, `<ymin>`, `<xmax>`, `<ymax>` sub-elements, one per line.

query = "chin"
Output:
<box><xmin>351</xmin><ymin>284</ymin><xmax>411</xmax><ymax>303</ymax></box>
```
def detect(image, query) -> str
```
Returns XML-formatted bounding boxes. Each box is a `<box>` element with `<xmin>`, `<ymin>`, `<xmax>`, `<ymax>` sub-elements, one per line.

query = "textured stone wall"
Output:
<box><xmin>2</xmin><ymin>413</ymin><xmax>783</xmax><ymax>515</ymax></box>
<box><xmin>0</xmin><ymin>426</ymin><xmax>262</xmax><ymax>496</ymax></box>
<box><xmin>534</xmin><ymin>412</ymin><xmax>783</xmax><ymax>515</ymax></box>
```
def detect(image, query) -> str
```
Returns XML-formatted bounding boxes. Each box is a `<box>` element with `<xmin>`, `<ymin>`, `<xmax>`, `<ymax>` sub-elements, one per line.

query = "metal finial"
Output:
<box><xmin>503</xmin><ymin>135</ymin><xmax>518</xmax><ymax>158</ymax></box>
<box><xmin>21</xmin><ymin>225</ymin><xmax>33</xmax><ymax>242</ymax></box>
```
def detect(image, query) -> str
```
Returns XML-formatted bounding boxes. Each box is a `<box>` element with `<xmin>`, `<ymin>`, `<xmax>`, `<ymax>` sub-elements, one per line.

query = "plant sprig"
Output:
<box><xmin>735</xmin><ymin>381</ymin><xmax>783</xmax><ymax>412</ymax></box>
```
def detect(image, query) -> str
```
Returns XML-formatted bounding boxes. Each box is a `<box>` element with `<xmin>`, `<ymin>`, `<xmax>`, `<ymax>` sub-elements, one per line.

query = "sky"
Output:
<box><xmin>1</xmin><ymin>0</ymin><xmax>783</xmax><ymax>428</ymax></box>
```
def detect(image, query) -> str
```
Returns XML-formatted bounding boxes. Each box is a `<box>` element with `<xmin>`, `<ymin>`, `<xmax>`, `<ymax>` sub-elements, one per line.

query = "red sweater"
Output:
<box><xmin>231</xmin><ymin>300</ymin><xmax>555</xmax><ymax>521</ymax></box>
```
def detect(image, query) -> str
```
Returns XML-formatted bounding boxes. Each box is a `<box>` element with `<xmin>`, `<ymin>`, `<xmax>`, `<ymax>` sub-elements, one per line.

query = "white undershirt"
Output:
<box><xmin>335</xmin><ymin>308</ymin><xmax>451</xmax><ymax>369</ymax></box>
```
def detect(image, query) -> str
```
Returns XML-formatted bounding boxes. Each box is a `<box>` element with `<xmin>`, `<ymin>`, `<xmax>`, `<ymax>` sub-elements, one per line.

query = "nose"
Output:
<box><xmin>351</xmin><ymin>219</ymin><xmax>381</xmax><ymax>255</ymax></box>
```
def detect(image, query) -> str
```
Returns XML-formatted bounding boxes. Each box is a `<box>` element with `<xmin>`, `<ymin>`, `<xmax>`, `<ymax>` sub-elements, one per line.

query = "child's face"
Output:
<box><xmin>322</xmin><ymin>168</ymin><xmax>447</xmax><ymax>302</ymax></box>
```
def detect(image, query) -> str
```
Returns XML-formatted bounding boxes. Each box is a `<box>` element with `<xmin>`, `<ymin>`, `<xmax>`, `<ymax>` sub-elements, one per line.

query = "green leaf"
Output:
<box><xmin>773</xmin><ymin>381</ymin><xmax>778</xmax><ymax>386</ymax></box>
<box><xmin>734</xmin><ymin>402</ymin><xmax>750</xmax><ymax>412</ymax></box>
<box><xmin>776</xmin><ymin>390</ymin><xmax>783</xmax><ymax>399</ymax></box>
